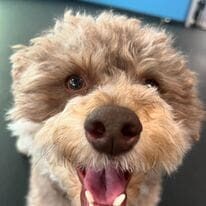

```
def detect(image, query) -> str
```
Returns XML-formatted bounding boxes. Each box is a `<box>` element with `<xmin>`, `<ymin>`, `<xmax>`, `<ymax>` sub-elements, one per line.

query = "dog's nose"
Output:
<box><xmin>84</xmin><ymin>105</ymin><xmax>142</xmax><ymax>156</ymax></box>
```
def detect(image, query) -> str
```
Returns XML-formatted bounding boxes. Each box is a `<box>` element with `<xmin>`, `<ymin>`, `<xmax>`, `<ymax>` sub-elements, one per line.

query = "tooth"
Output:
<box><xmin>113</xmin><ymin>194</ymin><xmax>126</xmax><ymax>206</ymax></box>
<box><xmin>85</xmin><ymin>190</ymin><xmax>94</xmax><ymax>204</ymax></box>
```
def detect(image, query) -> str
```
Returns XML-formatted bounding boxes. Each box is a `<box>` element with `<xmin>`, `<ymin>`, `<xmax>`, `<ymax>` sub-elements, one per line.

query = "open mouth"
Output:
<box><xmin>77</xmin><ymin>165</ymin><xmax>132</xmax><ymax>206</ymax></box>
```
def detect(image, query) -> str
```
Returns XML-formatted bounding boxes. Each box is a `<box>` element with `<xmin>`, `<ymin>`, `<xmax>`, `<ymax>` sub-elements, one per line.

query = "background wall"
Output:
<box><xmin>82</xmin><ymin>0</ymin><xmax>192</xmax><ymax>22</ymax></box>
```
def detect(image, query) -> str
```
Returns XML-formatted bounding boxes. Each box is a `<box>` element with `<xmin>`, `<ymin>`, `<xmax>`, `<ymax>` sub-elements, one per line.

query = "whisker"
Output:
<box><xmin>32</xmin><ymin>144</ymin><xmax>56</xmax><ymax>169</ymax></box>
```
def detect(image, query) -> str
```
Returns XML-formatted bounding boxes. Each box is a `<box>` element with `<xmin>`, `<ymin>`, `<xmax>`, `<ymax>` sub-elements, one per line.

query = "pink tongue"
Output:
<box><xmin>83</xmin><ymin>166</ymin><xmax>127</xmax><ymax>205</ymax></box>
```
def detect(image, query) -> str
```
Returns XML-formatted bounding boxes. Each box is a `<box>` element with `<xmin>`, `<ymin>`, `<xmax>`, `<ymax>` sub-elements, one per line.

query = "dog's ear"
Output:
<box><xmin>187</xmin><ymin>71</ymin><xmax>205</xmax><ymax>142</ymax></box>
<box><xmin>10</xmin><ymin>45</ymin><xmax>31</xmax><ymax>81</ymax></box>
<box><xmin>192</xmin><ymin>110</ymin><xmax>205</xmax><ymax>142</ymax></box>
<box><xmin>193</xmin><ymin>132</ymin><xmax>201</xmax><ymax>142</ymax></box>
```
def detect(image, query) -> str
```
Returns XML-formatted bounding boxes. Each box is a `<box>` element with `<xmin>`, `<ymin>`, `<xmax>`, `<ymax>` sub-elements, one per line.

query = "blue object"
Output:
<box><xmin>81</xmin><ymin>0</ymin><xmax>192</xmax><ymax>22</ymax></box>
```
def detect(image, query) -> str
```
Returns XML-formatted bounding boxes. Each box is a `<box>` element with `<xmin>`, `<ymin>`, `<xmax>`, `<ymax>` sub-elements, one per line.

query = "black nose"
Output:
<box><xmin>84</xmin><ymin>105</ymin><xmax>142</xmax><ymax>156</ymax></box>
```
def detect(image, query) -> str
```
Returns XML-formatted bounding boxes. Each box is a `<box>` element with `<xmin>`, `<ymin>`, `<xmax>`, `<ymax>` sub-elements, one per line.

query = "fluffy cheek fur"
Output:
<box><xmin>34</xmin><ymin>76</ymin><xmax>191</xmax><ymax>188</ymax></box>
<box><xmin>7</xmin><ymin>118</ymin><xmax>42</xmax><ymax>155</ymax></box>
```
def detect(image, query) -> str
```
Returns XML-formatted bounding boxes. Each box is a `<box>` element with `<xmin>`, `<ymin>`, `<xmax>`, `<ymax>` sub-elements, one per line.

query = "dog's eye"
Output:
<box><xmin>66</xmin><ymin>74</ymin><xmax>85</xmax><ymax>90</ymax></box>
<box><xmin>144</xmin><ymin>79</ymin><xmax>159</xmax><ymax>88</ymax></box>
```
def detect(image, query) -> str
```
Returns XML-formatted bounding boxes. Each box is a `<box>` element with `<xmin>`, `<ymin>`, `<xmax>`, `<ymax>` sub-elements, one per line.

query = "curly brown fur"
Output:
<box><xmin>8</xmin><ymin>11</ymin><xmax>204</xmax><ymax>206</ymax></box>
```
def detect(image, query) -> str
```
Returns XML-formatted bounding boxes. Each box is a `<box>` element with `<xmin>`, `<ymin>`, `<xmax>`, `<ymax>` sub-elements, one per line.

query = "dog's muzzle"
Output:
<box><xmin>77</xmin><ymin>105</ymin><xmax>142</xmax><ymax>206</ymax></box>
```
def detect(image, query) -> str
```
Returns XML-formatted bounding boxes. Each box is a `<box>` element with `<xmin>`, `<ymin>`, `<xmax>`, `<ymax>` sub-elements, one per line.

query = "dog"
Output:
<box><xmin>7</xmin><ymin>11</ymin><xmax>204</xmax><ymax>206</ymax></box>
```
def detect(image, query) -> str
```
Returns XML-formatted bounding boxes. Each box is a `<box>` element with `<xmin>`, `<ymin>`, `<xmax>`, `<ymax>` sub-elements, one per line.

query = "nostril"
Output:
<box><xmin>121</xmin><ymin>123</ymin><xmax>140</xmax><ymax>138</ymax></box>
<box><xmin>85</xmin><ymin>121</ymin><xmax>105</xmax><ymax>139</ymax></box>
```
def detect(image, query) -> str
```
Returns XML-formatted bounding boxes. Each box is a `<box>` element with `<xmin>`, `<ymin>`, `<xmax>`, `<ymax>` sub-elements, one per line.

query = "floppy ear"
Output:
<box><xmin>193</xmin><ymin>131</ymin><xmax>201</xmax><ymax>142</ymax></box>
<box><xmin>10</xmin><ymin>45</ymin><xmax>31</xmax><ymax>81</ymax></box>
<box><xmin>187</xmin><ymin>71</ymin><xmax>205</xmax><ymax>142</ymax></box>
<box><xmin>191</xmin><ymin>109</ymin><xmax>205</xmax><ymax>142</ymax></box>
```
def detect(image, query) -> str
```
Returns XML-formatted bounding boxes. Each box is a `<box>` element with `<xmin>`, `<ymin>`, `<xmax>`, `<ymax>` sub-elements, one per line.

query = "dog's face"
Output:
<box><xmin>9</xmin><ymin>12</ymin><xmax>204</xmax><ymax>206</ymax></box>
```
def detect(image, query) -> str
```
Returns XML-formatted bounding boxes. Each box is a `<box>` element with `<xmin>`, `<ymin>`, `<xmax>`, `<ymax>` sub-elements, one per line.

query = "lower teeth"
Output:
<box><xmin>85</xmin><ymin>190</ymin><xmax>126</xmax><ymax>206</ymax></box>
<box><xmin>113</xmin><ymin>194</ymin><xmax>126</xmax><ymax>206</ymax></box>
<box><xmin>85</xmin><ymin>190</ymin><xmax>94</xmax><ymax>204</ymax></box>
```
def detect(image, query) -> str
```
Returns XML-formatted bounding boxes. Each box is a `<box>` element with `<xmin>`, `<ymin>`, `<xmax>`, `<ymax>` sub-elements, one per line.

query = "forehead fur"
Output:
<box><xmin>11</xmin><ymin>11</ymin><xmax>176</xmax><ymax>74</ymax></box>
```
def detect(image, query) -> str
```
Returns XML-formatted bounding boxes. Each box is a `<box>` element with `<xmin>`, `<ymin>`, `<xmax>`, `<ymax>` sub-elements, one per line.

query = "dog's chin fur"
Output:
<box><xmin>7</xmin><ymin>11</ymin><xmax>204</xmax><ymax>206</ymax></box>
